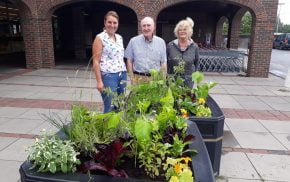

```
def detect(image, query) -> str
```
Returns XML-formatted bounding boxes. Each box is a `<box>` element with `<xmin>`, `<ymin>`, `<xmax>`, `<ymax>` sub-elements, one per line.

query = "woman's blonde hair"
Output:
<box><xmin>174</xmin><ymin>17</ymin><xmax>194</xmax><ymax>38</ymax></box>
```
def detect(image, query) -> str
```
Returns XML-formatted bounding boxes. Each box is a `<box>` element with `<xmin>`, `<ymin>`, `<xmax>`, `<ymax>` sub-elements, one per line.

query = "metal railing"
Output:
<box><xmin>198</xmin><ymin>48</ymin><xmax>248</xmax><ymax>72</ymax></box>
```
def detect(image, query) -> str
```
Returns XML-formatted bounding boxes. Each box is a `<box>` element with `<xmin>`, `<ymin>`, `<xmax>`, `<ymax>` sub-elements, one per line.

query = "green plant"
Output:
<box><xmin>138</xmin><ymin>134</ymin><xmax>170</xmax><ymax>178</ymax></box>
<box><xmin>170</xmin><ymin>134</ymin><xmax>196</xmax><ymax>157</ymax></box>
<box><xmin>173</xmin><ymin>59</ymin><xmax>185</xmax><ymax>76</ymax></box>
<box><xmin>27</xmin><ymin>131</ymin><xmax>80</xmax><ymax>173</ymax></box>
<box><xmin>68</xmin><ymin>107</ymin><xmax>126</xmax><ymax>154</ymax></box>
<box><xmin>191</xmin><ymin>71</ymin><xmax>217</xmax><ymax>100</ymax></box>
<box><xmin>44</xmin><ymin>105</ymin><xmax>128</xmax><ymax>154</ymax></box>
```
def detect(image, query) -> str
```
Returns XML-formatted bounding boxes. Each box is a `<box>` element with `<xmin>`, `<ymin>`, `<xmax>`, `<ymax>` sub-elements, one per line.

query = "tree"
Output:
<box><xmin>223</xmin><ymin>21</ymin><xmax>229</xmax><ymax>35</ymax></box>
<box><xmin>240</xmin><ymin>11</ymin><xmax>252</xmax><ymax>35</ymax></box>
<box><xmin>277</xmin><ymin>21</ymin><xmax>290</xmax><ymax>33</ymax></box>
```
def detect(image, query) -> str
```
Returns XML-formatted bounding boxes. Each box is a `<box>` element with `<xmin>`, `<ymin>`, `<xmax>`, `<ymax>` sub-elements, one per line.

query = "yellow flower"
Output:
<box><xmin>169</xmin><ymin>176</ymin><xmax>179</xmax><ymax>182</ymax></box>
<box><xmin>180</xmin><ymin>109</ymin><xmax>187</xmax><ymax>114</ymax></box>
<box><xmin>174</xmin><ymin>163</ymin><xmax>182</xmax><ymax>174</ymax></box>
<box><xmin>198</xmin><ymin>98</ymin><xmax>206</xmax><ymax>105</ymax></box>
<box><xmin>181</xmin><ymin>157</ymin><xmax>191</xmax><ymax>164</ymax></box>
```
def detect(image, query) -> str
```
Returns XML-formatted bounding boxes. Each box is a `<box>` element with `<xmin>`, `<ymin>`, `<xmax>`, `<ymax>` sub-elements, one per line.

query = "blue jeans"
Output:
<box><xmin>101</xmin><ymin>71</ymin><xmax>127</xmax><ymax>113</ymax></box>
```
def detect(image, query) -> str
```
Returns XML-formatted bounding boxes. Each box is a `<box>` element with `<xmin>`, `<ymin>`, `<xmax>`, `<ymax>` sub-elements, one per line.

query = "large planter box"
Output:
<box><xmin>188</xmin><ymin>95</ymin><xmax>225</xmax><ymax>176</ymax></box>
<box><xmin>19</xmin><ymin>122</ymin><xmax>214</xmax><ymax>182</ymax></box>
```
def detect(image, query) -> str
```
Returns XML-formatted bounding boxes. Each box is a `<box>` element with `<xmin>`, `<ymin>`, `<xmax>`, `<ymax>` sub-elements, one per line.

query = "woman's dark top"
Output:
<box><xmin>167</xmin><ymin>39</ymin><xmax>199</xmax><ymax>75</ymax></box>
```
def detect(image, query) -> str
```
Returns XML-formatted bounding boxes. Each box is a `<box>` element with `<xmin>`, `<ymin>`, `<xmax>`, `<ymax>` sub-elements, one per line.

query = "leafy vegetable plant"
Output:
<box><xmin>27</xmin><ymin>131</ymin><xmax>80</xmax><ymax>173</ymax></box>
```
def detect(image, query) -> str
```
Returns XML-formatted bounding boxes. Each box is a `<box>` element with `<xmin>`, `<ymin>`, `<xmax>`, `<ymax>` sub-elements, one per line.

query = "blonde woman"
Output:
<box><xmin>167</xmin><ymin>17</ymin><xmax>199</xmax><ymax>88</ymax></box>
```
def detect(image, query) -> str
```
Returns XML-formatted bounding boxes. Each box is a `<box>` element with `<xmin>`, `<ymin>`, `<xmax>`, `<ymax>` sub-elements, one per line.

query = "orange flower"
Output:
<box><xmin>180</xmin><ymin>109</ymin><xmax>188</xmax><ymax>118</ymax></box>
<box><xmin>181</xmin><ymin>113</ymin><xmax>188</xmax><ymax>118</ymax></box>
<box><xmin>174</xmin><ymin>163</ymin><xmax>182</xmax><ymax>174</ymax></box>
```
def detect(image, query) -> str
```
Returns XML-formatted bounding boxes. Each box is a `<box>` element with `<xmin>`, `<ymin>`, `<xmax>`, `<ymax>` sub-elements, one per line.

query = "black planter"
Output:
<box><xmin>188</xmin><ymin>95</ymin><xmax>225</xmax><ymax>176</ymax></box>
<box><xmin>19</xmin><ymin>122</ymin><xmax>214</xmax><ymax>182</ymax></box>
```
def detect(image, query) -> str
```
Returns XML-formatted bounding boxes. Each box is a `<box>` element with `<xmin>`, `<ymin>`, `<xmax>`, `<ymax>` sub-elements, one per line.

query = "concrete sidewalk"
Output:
<box><xmin>0</xmin><ymin>66</ymin><xmax>289</xmax><ymax>182</ymax></box>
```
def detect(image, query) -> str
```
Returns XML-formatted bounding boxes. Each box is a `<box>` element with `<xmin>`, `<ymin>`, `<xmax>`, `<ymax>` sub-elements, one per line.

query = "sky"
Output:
<box><xmin>278</xmin><ymin>0</ymin><xmax>290</xmax><ymax>24</ymax></box>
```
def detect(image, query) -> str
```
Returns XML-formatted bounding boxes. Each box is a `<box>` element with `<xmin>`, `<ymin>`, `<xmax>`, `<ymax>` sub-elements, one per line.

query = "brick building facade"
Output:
<box><xmin>6</xmin><ymin>0</ymin><xmax>278</xmax><ymax>77</ymax></box>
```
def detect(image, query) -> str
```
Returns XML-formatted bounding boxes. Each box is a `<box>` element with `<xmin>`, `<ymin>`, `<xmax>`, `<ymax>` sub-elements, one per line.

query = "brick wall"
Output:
<box><xmin>14</xmin><ymin>0</ymin><xmax>278</xmax><ymax>77</ymax></box>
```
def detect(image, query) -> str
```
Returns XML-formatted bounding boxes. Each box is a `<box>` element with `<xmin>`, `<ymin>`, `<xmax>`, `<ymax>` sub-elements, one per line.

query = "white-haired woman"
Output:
<box><xmin>167</xmin><ymin>17</ymin><xmax>199</xmax><ymax>88</ymax></box>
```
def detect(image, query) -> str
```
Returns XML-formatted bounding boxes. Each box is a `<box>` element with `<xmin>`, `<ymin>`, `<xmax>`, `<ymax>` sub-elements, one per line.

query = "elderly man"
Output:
<box><xmin>125</xmin><ymin>17</ymin><xmax>167</xmax><ymax>84</ymax></box>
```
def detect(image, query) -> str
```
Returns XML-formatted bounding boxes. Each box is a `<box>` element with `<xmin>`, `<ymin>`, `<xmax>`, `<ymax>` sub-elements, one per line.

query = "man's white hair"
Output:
<box><xmin>141</xmin><ymin>17</ymin><xmax>155</xmax><ymax>26</ymax></box>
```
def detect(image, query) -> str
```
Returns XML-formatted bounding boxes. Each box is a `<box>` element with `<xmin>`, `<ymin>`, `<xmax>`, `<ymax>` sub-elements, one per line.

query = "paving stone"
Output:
<box><xmin>19</xmin><ymin>108</ymin><xmax>63</xmax><ymax>120</ymax></box>
<box><xmin>0</xmin><ymin>107</ymin><xmax>28</xmax><ymax>118</ymax></box>
<box><xmin>224</xmin><ymin>122</ymin><xmax>230</xmax><ymax>131</ymax></box>
<box><xmin>232</xmin><ymin>131</ymin><xmax>287</xmax><ymax>150</ymax></box>
<box><xmin>226</xmin><ymin>119</ymin><xmax>268</xmax><ymax>132</ymax></box>
<box><xmin>0</xmin><ymin>137</ymin><xmax>17</xmax><ymax>151</ymax></box>
<box><xmin>222</xmin><ymin>85</ymin><xmax>252</xmax><ymax>95</ymax></box>
<box><xmin>0</xmin><ymin>138</ymin><xmax>34</xmax><ymax>161</ymax></box>
<box><xmin>222</xmin><ymin>131</ymin><xmax>241</xmax><ymax>148</ymax></box>
<box><xmin>211</xmin><ymin>94</ymin><xmax>243</xmax><ymax>109</ymax></box>
<box><xmin>259</xmin><ymin>120</ymin><xmax>290</xmax><ymax>134</ymax></box>
<box><xmin>247</xmin><ymin>153</ymin><xmax>290</xmax><ymax>182</ymax></box>
<box><xmin>0</xmin><ymin>117</ymin><xmax>11</xmax><ymax>126</ymax></box>
<box><xmin>2</xmin><ymin>90</ymin><xmax>36</xmax><ymax>99</ymax></box>
<box><xmin>214</xmin><ymin>77</ymin><xmax>235</xmax><ymax>84</ymax></box>
<box><xmin>271</xmin><ymin>133</ymin><xmax>290</xmax><ymax>150</ymax></box>
<box><xmin>232</xmin><ymin>96</ymin><xmax>273</xmax><ymax>110</ymax></box>
<box><xmin>0</xmin><ymin>160</ymin><xmax>22</xmax><ymax>182</ymax></box>
<box><xmin>28</xmin><ymin>122</ymin><xmax>59</xmax><ymax>135</ymax></box>
<box><xmin>209</xmin><ymin>85</ymin><xmax>227</xmax><ymax>94</ymax></box>
<box><xmin>243</xmin><ymin>86</ymin><xmax>275</xmax><ymax>96</ymax></box>
<box><xmin>219</xmin><ymin>152</ymin><xmax>260</xmax><ymax>180</ymax></box>
<box><xmin>239</xmin><ymin>102</ymin><xmax>273</xmax><ymax>110</ymax></box>
<box><xmin>269</xmin><ymin>103</ymin><xmax>290</xmax><ymax>111</ymax></box>
<box><xmin>0</xmin><ymin>118</ymin><xmax>43</xmax><ymax>134</ymax></box>
<box><xmin>258</xmin><ymin>96</ymin><xmax>289</xmax><ymax>104</ymax></box>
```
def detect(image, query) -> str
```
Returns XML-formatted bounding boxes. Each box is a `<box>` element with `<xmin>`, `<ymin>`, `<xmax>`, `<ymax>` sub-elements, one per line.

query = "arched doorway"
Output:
<box><xmin>156</xmin><ymin>1</ymin><xmax>241</xmax><ymax>46</ymax></box>
<box><xmin>0</xmin><ymin>0</ymin><xmax>25</xmax><ymax>69</ymax></box>
<box><xmin>215</xmin><ymin>16</ymin><xmax>229</xmax><ymax>48</ymax></box>
<box><xmin>238</xmin><ymin>11</ymin><xmax>252</xmax><ymax>49</ymax></box>
<box><xmin>52</xmin><ymin>1</ymin><xmax>138</xmax><ymax>66</ymax></box>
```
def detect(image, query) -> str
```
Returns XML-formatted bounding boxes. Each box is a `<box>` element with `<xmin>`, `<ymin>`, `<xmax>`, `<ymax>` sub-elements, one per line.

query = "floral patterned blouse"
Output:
<box><xmin>97</xmin><ymin>31</ymin><xmax>126</xmax><ymax>73</ymax></box>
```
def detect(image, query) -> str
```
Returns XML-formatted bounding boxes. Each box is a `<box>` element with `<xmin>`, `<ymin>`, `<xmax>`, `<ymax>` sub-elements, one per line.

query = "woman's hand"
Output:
<box><xmin>131</xmin><ymin>75</ymin><xmax>136</xmax><ymax>85</ymax></box>
<box><xmin>97</xmin><ymin>81</ymin><xmax>104</xmax><ymax>92</ymax></box>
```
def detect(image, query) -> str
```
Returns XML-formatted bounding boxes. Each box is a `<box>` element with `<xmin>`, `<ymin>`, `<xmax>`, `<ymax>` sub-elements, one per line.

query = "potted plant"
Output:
<box><xmin>19</xmin><ymin>71</ymin><xmax>215</xmax><ymax>182</ymax></box>
<box><xmin>167</xmin><ymin>68</ymin><xmax>225</xmax><ymax>176</ymax></box>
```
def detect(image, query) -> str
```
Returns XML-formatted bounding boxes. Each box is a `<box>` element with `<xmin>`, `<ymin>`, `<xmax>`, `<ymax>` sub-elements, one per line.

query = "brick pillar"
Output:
<box><xmin>247</xmin><ymin>20</ymin><xmax>274</xmax><ymax>77</ymax></box>
<box><xmin>21</xmin><ymin>17</ymin><xmax>55</xmax><ymax>68</ymax></box>
<box><xmin>72</xmin><ymin>7</ymin><xmax>86</xmax><ymax>60</ymax></box>
<box><xmin>246</xmin><ymin>1</ymin><xmax>278</xmax><ymax>77</ymax></box>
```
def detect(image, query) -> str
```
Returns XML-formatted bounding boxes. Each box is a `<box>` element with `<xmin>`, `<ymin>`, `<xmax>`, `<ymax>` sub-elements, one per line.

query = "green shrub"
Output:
<box><xmin>27</xmin><ymin>131</ymin><xmax>80</xmax><ymax>173</ymax></box>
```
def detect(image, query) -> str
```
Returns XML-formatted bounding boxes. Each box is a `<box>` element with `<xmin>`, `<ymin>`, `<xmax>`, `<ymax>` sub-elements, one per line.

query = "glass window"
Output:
<box><xmin>13</xmin><ymin>25</ymin><xmax>17</xmax><ymax>34</ymax></box>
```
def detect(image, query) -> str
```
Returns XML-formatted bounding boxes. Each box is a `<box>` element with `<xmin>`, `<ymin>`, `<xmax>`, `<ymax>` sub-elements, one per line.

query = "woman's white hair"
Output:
<box><xmin>174</xmin><ymin>17</ymin><xmax>194</xmax><ymax>38</ymax></box>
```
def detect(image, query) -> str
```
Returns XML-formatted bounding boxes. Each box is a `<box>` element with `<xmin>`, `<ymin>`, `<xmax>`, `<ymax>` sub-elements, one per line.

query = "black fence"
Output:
<box><xmin>198</xmin><ymin>48</ymin><xmax>247</xmax><ymax>73</ymax></box>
